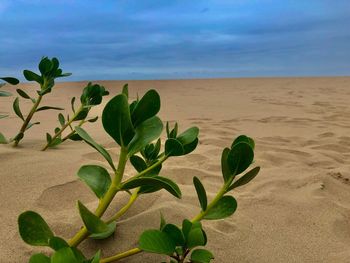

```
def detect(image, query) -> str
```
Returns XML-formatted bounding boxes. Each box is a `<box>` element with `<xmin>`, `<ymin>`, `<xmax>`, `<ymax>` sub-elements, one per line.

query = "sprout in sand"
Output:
<box><xmin>18</xmin><ymin>85</ymin><xmax>260</xmax><ymax>262</ymax></box>
<box><xmin>12</xmin><ymin>57</ymin><xmax>71</xmax><ymax>147</ymax></box>
<box><xmin>41</xmin><ymin>82</ymin><xmax>109</xmax><ymax>151</ymax></box>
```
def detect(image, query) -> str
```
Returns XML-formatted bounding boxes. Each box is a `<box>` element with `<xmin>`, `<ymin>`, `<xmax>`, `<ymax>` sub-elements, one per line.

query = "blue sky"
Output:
<box><xmin>0</xmin><ymin>0</ymin><xmax>349</xmax><ymax>80</ymax></box>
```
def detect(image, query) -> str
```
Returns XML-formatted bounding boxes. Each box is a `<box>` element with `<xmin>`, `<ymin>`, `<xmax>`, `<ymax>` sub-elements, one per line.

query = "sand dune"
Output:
<box><xmin>1</xmin><ymin>77</ymin><xmax>349</xmax><ymax>262</ymax></box>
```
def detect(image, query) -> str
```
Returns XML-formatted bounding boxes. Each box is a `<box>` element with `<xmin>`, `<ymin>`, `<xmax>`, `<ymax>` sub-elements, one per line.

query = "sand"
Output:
<box><xmin>0</xmin><ymin>77</ymin><xmax>349</xmax><ymax>262</ymax></box>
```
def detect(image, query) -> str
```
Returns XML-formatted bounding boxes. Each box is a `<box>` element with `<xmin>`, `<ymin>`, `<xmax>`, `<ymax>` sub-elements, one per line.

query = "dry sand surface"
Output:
<box><xmin>1</xmin><ymin>77</ymin><xmax>350</xmax><ymax>263</ymax></box>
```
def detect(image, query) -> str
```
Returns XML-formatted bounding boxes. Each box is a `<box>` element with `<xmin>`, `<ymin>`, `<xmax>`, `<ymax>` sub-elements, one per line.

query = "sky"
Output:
<box><xmin>0</xmin><ymin>0</ymin><xmax>349</xmax><ymax>81</ymax></box>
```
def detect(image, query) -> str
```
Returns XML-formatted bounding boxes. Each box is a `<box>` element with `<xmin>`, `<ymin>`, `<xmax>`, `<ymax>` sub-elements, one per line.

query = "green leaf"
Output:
<box><xmin>0</xmin><ymin>114</ymin><xmax>8</xmax><ymax>119</ymax></box>
<box><xmin>0</xmin><ymin>77</ymin><xmax>19</xmax><ymax>85</ymax></box>
<box><xmin>49</xmin><ymin>236</ymin><xmax>69</xmax><ymax>251</ymax></box>
<box><xmin>16</xmin><ymin>88</ymin><xmax>31</xmax><ymax>99</ymax></box>
<box><xmin>162</xmin><ymin>224</ymin><xmax>185</xmax><ymax>246</ymax></box>
<box><xmin>227</xmin><ymin>166</ymin><xmax>260</xmax><ymax>191</ymax></box>
<box><xmin>23</xmin><ymin>70</ymin><xmax>43</xmax><ymax>83</ymax></box>
<box><xmin>227</xmin><ymin>142</ymin><xmax>254</xmax><ymax>176</ymax></box>
<box><xmin>102</xmin><ymin>94</ymin><xmax>134</xmax><ymax>147</ymax></box>
<box><xmin>122</xmin><ymin>176</ymin><xmax>181</xmax><ymax>198</ymax></box>
<box><xmin>191</xmin><ymin>249</ymin><xmax>214</xmax><ymax>263</ymax></box>
<box><xmin>177</xmin><ymin>126</ymin><xmax>199</xmax><ymax>145</ymax></box>
<box><xmin>88</xmin><ymin>116</ymin><xmax>98</xmax><ymax>123</ymax></box>
<box><xmin>232</xmin><ymin>135</ymin><xmax>255</xmax><ymax>150</ymax></box>
<box><xmin>139</xmin><ymin>229</ymin><xmax>176</xmax><ymax>255</ymax></box>
<box><xmin>122</xmin><ymin>83</ymin><xmax>128</xmax><ymax>98</ymax></box>
<box><xmin>130</xmin><ymin>155</ymin><xmax>147</xmax><ymax>172</ymax></box>
<box><xmin>127</xmin><ymin>116</ymin><xmax>163</xmax><ymax>156</ymax></box>
<box><xmin>68</xmin><ymin>133</ymin><xmax>83</xmax><ymax>141</ymax></box>
<box><xmin>221</xmin><ymin>148</ymin><xmax>231</xmax><ymax>183</ymax></box>
<box><xmin>29</xmin><ymin>253</ymin><xmax>50</xmax><ymax>263</ymax></box>
<box><xmin>77</xmin><ymin>201</ymin><xmax>110</xmax><ymax>234</ymax></box>
<box><xmin>51</xmin><ymin>247</ymin><xmax>80</xmax><ymax>263</ymax></box>
<box><xmin>193</xmin><ymin>177</ymin><xmax>207</xmax><ymax>211</ymax></box>
<box><xmin>89</xmin><ymin>251</ymin><xmax>101</xmax><ymax>263</ymax></box>
<box><xmin>159</xmin><ymin>212</ymin><xmax>166</xmax><ymax>230</ymax></box>
<box><xmin>183</xmin><ymin>137</ymin><xmax>199</xmax><ymax>155</ymax></box>
<box><xmin>13</xmin><ymin>97</ymin><xmax>24</xmax><ymax>120</ymax></box>
<box><xmin>18</xmin><ymin>211</ymin><xmax>54</xmax><ymax>246</ymax></box>
<box><xmin>0</xmin><ymin>132</ymin><xmax>7</xmax><ymax>144</ymax></box>
<box><xmin>187</xmin><ymin>227</ymin><xmax>206</xmax><ymax>249</ymax></box>
<box><xmin>71</xmin><ymin>97</ymin><xmax>76</xmax><ymax>113</ymax></box>
<box><xmin>39</xmin><ymin>57</ymin><xmax>53</xmax><ymax>75</ymax></box>
<box><xmin>165</xmin><ymin>138</ymin><xmax>184</xmax><ymax>156</ymax></box>
<box><xmin>77</xmin><ymin>165</ymin><xmax>111</xmax><ymax>199</ymax></box>
<box><xmin>131</xmin><ymin>89</ymin><xmax>160</xmax><ymax>127</ymax></box>
<box><xmin>90</xmin><ymin>222</ymin><xmax>116</xmax><ymax>239</ymax></box>
<box><xmin>203</xmin><ymin>196</ymin><xmax>237</xmax><ymax>220</ymax></box>
<box><xmin>58</xmin><ymin>113</ymin><xmax>65</xmax><ymax>126</ymax></box>
<box><xmin>36</xmin><ymin>106</ymin><xmax>64</xmax><ymax>112</ymax></box>
<box><xmin>0</xmin><ymin>90</ymin><xmax>12</xmax><ymax>97</ymax></box>
<box><xmin>181</xmin><ymin>219</ymin><xmax>192</xmax><ymax>241</ymax></box>
<box><xmin>75</xmin><ymin>126</ymin><xmax>116</xmax><ymax>171</ymax></box>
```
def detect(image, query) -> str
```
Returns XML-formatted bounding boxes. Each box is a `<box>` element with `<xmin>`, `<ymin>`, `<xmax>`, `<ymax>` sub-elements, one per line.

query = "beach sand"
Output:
<box><xmin>0</xmin><ymin>77</ymin><xmax>349</xmax><ymax>262</ymax></box>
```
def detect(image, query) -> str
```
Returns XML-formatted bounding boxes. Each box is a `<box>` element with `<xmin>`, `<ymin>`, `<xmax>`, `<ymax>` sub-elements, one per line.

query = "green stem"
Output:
<box><xmin>41</xmin><ymin>105</ymin><xmax>84</xmax><ymax>151</ymax></box>
<box><xmin>106</xmin><ymin>188</ymin><xmax>139</xmax><ymax>224</ymax></box>
<box><xmin>61</xmin><ymin>119</ymin><xmax>85</xmax><ymax>142</ymax></box>
<box><xmin>68</xmin><ymin>147</ymin><xmax>129</xmax><ymax>247</ymax></box>
<box><xmin>99</xmin><ymin>248</ymin><xmax>142</xmax><ymax>263</ymax></box>
<box><xmin>191</xmin><ymin>183</ymin><xmax>228</xmax><ymax>222</ymax></box>
<box><xmin>13</xmin><ymin>95</ymin><xmax>43</xmax><ymax>147</ymax></box>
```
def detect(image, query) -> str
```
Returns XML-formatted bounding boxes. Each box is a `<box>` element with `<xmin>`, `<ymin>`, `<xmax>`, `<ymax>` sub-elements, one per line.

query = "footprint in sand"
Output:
<box><xmin>328</xmin><ymin>172</ymin><xmax>350</xmax><ymax>185</ymax></box>
<box><xmin>210</xmin><ymin>220</ymin><xmax>237</xmax><ymax>235</ymax></box>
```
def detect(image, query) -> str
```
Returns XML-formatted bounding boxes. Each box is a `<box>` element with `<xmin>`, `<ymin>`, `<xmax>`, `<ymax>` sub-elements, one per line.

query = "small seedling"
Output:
<box><xmin>41</xmin><ymin>82</ymin><xmax>109</xmax><ymax>150</ymax></box>
<box><xmin>0</xmin><ymin>77</ymin><xmax>19</xmax><ymax>144</ymax></box>
<box><xmin>12</xmin><ymin>57</ymin><xmax>71</xmax><ymax>147</ymax></box>
<box><xmin>18</xmin><ymin>86</ymin><xmax>260</xmax><ymax>262</ymax></box>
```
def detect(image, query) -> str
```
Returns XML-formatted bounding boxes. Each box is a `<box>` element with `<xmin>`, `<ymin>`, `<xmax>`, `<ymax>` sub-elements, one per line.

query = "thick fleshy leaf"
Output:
<box><xmin>18</xmin><ymin>211</ymin><xmax>54</xmax><ymax>246</ymax></box>
<box><xmin>36</xmin><ymin>106</ymin><xmax>64</xmax><ymax>112</ymax></box>
<box><xmin>122</xmin><ymin>176</ymin><xmax>181</xmax><ymax>198</ymax></box>
<box><xmin>51</xmin><ymin>247</ymin><xmax>79</xmax><ymax>263</ymax></box>
<box><xmin>162</xmin><ymin>224</ymin><xmax>185</xmax><ymax>246</ymax></box>
<box><xmin>88</xmin><ymin>116</ymin><xmax>98</xmax><ymax>123</ymax></box>
<box><xmin>0</xmin><ymin>132</ymin><xmax>7</xmax><ymax>144</ymax></box>
<box><xmin>78</xmin><ymin>201</ymin><xmax>109</xmax><ymax>234</ymax></box>
<box><xmin>73</xmin><ymin>108</ymin><xmax>89</xmax><ymax>121</ymax></box>
<box><xmin>127</xmin><ymin>116</ymin><xmax>163</xmax><ymax>156</ymax></box>
<box><xmin>89</xmin><ymin>251</ymin><xmax>101</xmax><ymax>263</ymax></box>
<box><xmin>165</xmin><ymin>138</ymin><xmax>184</xmax><ymax>156</ymax></box>
<box><xmin>90</xmin><ymin>222</ymin><xmax>116</xmax><ymax>239</ymax></box>
<box><xmin>75</xmin><ymin>127</ymin><xmax>116</xmax><ymax>171</ymax></box>
<box><xmin>0</xmin><ymin>90</ymin><xmax>12</xmax><ymax>97</ymax></box>
<box><xmin>191</xmin><ymin>249</ymin><xmax>214</xmax><ymax>263</ymax></box>
<box><xmin>69</xmin><ymin>133</ymin><xmax>83</xmax><ymax>141</ymax></box>
<box><xmin>203</xmin><ymin>196</ymin><xmax>237</xmax><ymax>220</ymax></box>
<box><xmin>181</xmin><ymin>219</ymin><xmax>193</xmax><ymax>241</ymax></box>
<box><xmin>0</xmin><ymin>77</ymin><xmax>19</xmax><ymax>85</ymax></box>
<box><xmin>39</xmin><ymin>57</ymin><xmax>53</xmax><ymax>75</ymax></box>
<box><xmin>139</xmin><ymin>229</ymin><xmax>176</xmax><ymax>255</ymax></box>
<box><xmin>183</xmin><ymin>137</ymin><xmax>199</xmax><ymax>155</ymax></box>
<box><xmin>187</xmin><ymin>227</ymin><xmax>206</xmax><ymax>249</ymax></box>
<box><xmin>177</xmin><ymin>127</ymin><xmax>199</xmax><ymax>145</ymax></box>
<box><xmin>77</xmin><ymin>165</ymin><xmax>111</xmax><ymax>199</ymax></box>
<box><xmin>227</xmin><ymin>142</ymin><xmax>254</xmax><ymax>176</ymax></box>
<box><xmin>58</xmin><ymin>113</ymin><xmax>65</xmax><ymax>126</ymax></box>
<box><xmin>232</xmin><ymin>135</ymin><xmax>255</xmax><ymax>150</ymax></box>
<box><xmin>131</xmin><ymin>89</ymin><xmax>160</xmax><ymax>127</ymax></box>
<box><xmin>16</xmin><ymin>89</ymin><xmax>31</xmax><ymax>99</ymax></box>
<box><xmin>102</xmin><ymin>94</ymin><xmax>134</xmax><ymax>147</ymax></box>
<box><xmin>221</xmin><ymin>147</ymin><xmax>231</xmax><ymax>182</ymax></box>
<box><xmin>29</xmin><ymin>254</ymin><xmax>50</xmax><ymax>263</ymax></box>
<box><xmin>23</xmin><ymin>70</ymin><xmax>43</xmax><ymax>83</ymax></box>
<box><xmin>13</xmin><ymin>97</ymin><xmax>24</xmax><ymax>120</ymax></box>
<box><xmin>71</xmin><ymin>97</ymin><xmax>76</xmax><ymax>113</ymax></box>
<box><xmin>122</xmin><ymin>83</ymin><xmax>128</xmax><ymax>98</ymax></box>
<box><xmin>130</xmin><ymin>155</ymin><xmax>147</xmax><ymax>172</ymax></box>
<box><xmin>227</xmin><ymin>166</ymin><xmax>260</xmax><ymax>191</ymax></box>
<box><xmin>49</xmin><ymin>236</ymin><xmax>69</xmax><ymax>251</ymax></box>
<box><xmin>193</xmin><ymin>177</ymin><xmax>207</xmax><ymax>211</ymax></box>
